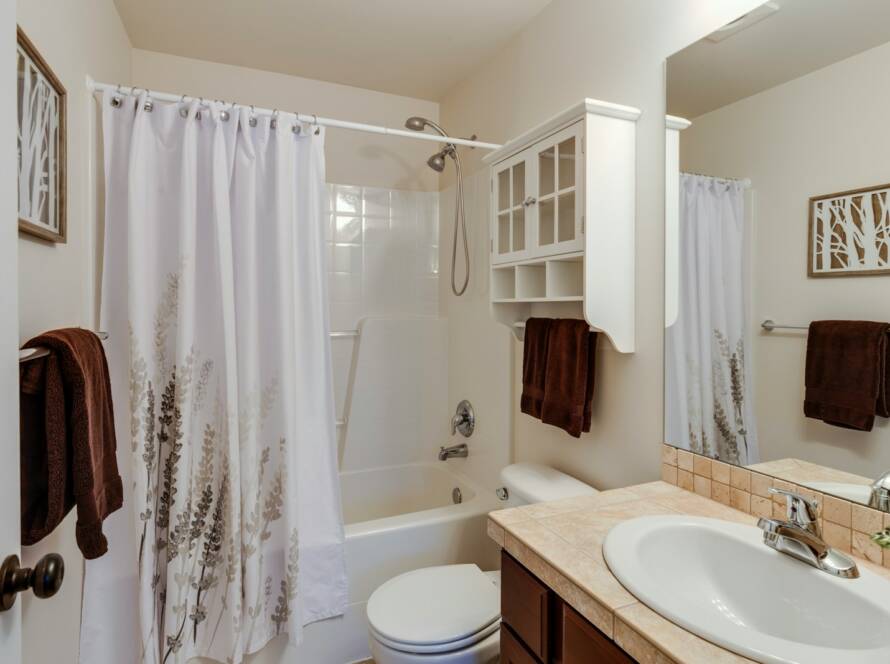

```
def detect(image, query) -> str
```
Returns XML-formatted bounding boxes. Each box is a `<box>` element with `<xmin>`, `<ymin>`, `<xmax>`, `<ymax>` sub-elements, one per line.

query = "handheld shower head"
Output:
<box><xmin>404</xmin><ymin>113</ymin><xmax>474</xmax><ymax>296</ymax></box>
<box><xmin>404</xmin><ymin>116</ymin><xmax>449</xmax><ymax>138</ymax></box>
<box><xmin>405</xmin><ymin>116</ymin><xmax>430</xmax><ymax>132</ymax></box>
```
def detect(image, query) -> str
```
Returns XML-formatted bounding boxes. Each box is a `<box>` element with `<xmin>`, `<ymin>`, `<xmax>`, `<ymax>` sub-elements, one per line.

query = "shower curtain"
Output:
<box><xmin>81</xmin><ymin>90</ymin><xmax>347</xmax><ymax>664</ymax></box>
<box><xmin>665</xmin><ymin>173</ymin><xmax>759</xmax><ymax>466</ymax></box>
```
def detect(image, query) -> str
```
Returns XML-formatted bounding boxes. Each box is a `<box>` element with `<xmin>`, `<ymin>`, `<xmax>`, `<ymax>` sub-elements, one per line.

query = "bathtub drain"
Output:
<box><xmin>452</xmin><ymin>487</ymin><xmax>463</xmax><ymax>504</ymax></box>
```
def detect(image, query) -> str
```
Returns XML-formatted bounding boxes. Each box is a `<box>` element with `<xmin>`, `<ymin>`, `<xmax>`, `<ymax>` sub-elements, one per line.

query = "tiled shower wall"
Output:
<box><xmin>326</xmin><ymin>183</ymin><xmax>439</xmax><ymax>329</ymax></box>
<box><xmin>325</xmin><ymin>183</ymin><xmax>441</xmax><ymax>444</ymax></box>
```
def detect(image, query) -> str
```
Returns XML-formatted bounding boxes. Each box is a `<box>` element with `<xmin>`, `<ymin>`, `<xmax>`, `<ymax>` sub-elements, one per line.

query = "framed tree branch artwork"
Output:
<box><xmin>17</xmin><ymin>26</ymin><xmax>66</xmax><ymax>243</ymax></box>
<box><xmin>808</xmin><ymin>183</ymin><xmax>890</xmax><ymax>277</ymax></box>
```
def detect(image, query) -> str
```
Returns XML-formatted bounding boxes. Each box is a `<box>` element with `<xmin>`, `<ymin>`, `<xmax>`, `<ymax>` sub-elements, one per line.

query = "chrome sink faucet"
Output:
<box><xmin>870</xmin><ymin>470</ymin><xmax>890</xmax><ymax>511</ymax></box>
<box><xmin>757</xmin><ymin>488</ymin><xmax>859</xmax><ymax>579</ymax></box>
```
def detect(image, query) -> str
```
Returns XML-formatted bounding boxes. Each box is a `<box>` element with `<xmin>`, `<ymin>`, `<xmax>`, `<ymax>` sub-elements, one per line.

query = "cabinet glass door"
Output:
<box><xmin>534</xmin><ymin>123</ymin><xmax>582</xmax><ymax>255</ymax></box>
<box><xmin>492</xmin><ymin>153</ymin><xmax>531</xmax><ymax>263</ymax></box>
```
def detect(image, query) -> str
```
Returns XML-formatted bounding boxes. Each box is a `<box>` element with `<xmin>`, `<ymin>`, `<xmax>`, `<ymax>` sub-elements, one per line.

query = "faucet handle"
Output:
<box><xmin>769</xmin><ymin>488</ymin><xmax>819</xmax><ymax>527</ymax></box>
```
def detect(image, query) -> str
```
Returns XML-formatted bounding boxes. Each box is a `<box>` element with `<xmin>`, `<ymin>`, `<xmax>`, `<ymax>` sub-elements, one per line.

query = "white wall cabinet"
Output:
<box><xmin>485</xmin><ymin>99</ymin><xmax>641</xmax><ymax>353</ymax></box>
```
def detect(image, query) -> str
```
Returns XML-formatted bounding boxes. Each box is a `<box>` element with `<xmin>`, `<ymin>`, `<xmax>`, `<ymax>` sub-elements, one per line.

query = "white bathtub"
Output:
<box><xmin>288</xmin><ymin>462</ymin><xmax>502</xmax><ymax>664</ymax></box>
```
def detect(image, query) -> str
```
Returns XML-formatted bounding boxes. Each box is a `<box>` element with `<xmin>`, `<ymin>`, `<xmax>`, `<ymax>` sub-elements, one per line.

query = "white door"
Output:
<box><xmin>1</xmin><ymin>2</ymin><xmax>22</xmax><ymax>663</ymax></box>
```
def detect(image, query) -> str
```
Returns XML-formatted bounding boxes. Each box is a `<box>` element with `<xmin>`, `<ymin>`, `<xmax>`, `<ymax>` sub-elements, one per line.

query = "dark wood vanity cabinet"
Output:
<box><xmin>501</xmin><ymin>551</ymin><xmax>635</xmax><ymax>664</ymax></box>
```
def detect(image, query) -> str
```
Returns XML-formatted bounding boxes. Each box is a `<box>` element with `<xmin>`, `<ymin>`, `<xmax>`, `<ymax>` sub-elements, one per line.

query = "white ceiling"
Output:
<box><xmin>667</xmin><ymin>0</ymin><xmax>890</xmax><ymax>119</ymax></box>
<box><xmin>113</xmin><ymin>0</ymin><xmax>553</xmax><ymax>102</ymax></box>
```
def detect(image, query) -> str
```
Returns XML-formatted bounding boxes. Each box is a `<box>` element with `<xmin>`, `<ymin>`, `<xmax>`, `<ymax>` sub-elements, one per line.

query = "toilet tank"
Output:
<box><xmin>499</xmin><ymin>463</ymin><xmax>597</xmax><ymax>506</ymax></box>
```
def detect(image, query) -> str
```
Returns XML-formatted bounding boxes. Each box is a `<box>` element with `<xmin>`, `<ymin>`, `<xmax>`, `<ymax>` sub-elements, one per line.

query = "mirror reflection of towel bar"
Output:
<box><xmin>19</xmin><ymin>331</ymin><xmax>109</xmax><ymax>363</ymax></box>
<box><xmin>513</xmin><ymin>321</ymin><xmax>596</xmax><ymax>331</ymax></box>
<box><xmin>761</xmin><ymin>319</ymin><xmax>808</xmax><ymax>332</ymax></box>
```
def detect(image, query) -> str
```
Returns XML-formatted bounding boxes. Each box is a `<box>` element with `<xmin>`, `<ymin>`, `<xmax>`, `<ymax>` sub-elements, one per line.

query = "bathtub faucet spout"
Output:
<box><xmin>438</xmin><ymin>443</ymin><xmax>469</xmax><ymax>461</ymax></box>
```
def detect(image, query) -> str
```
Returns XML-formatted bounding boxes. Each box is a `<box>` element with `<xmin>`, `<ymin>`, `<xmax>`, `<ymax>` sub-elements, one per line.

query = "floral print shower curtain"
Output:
<box><xmin>665</xmin><ymin>173</ymin><xmax>759</xmax><ymax>466</ymax></box>
<box><xmin>81</xmin><ymin>91</ymin><xmax>347</xmax><ymax>664</ymax></box>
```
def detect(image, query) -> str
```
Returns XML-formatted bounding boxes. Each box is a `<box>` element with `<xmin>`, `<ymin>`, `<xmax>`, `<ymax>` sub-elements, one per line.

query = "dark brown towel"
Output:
<box><xmin>520</xmin><ymin>318</ymin><xmax>552</xmax><ymax>419</ymax></box>
<box><xmin>540</xmin><ymin>320</ymin><xmax>598</xmax><ymax>438</ymax></box>
<box><xmin>20</xmin><ymin>329</ymin><xmax>122</xmax><ymax>559</ymax></box>
<box><xmin>803</xmin><ymin>320</ymin><xmax>890</xmax><ymax>432</ymax></box>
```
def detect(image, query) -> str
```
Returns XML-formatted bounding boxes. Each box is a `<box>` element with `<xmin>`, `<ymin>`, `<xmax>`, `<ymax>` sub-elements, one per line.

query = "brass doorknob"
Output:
<box><xmin>0</xmin><ymin>553</ymin><xmax>64</xmax><ymax>611</ymax></box>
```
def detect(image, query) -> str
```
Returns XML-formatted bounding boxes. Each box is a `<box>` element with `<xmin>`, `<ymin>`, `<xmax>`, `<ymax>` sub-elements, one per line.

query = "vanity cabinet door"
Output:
<box><xmin>501</xmin><ymin>552</ymin><xmax>550</xmax><ymax>661</ymax></box>
<box><xmin>500</xmin><ymin>624</ymin><xmax>541</xmax><ymax>664</ymax></box>
<box><xmin>562</xmin><ymin>604</ymin><xmax>634</xmax><ymax>664</ymax></box>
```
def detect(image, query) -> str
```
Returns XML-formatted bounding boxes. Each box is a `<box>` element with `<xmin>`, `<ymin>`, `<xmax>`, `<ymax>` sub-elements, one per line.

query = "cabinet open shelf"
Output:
<box><xmin>492</xmin><ymin>252</ymin><xmax>584</xmax><ymax>304</ymax></box>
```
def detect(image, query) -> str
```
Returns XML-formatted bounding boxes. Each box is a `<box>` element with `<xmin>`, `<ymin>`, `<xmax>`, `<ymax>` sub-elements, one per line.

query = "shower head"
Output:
<box><xmin>427</xmin><ymin>150</ymin><xmax>448</xmax><ymax>173</ymax></box>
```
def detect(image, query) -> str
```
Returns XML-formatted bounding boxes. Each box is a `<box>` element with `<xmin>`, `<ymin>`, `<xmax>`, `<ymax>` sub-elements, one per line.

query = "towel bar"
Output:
<box><xmin>761</xmin><ymin>319</ymin><xmax>808</xmax><ymax>331</ymax></box>
<box><xmin>19</xmin><ymin>331</ymin><xmax>109</xmax><ymax>363</ymax></box>
<box><xmin>513</xmin><ymin>321</ymin><xmax>596</xmax><ymax>331</ymax></box>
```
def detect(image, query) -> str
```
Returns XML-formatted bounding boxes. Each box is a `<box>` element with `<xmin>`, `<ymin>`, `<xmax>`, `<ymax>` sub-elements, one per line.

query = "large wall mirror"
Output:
<box><xmin>664</xmin><ymin>1</ymin><xmax>890</xmax><ymax>511</ymax></box>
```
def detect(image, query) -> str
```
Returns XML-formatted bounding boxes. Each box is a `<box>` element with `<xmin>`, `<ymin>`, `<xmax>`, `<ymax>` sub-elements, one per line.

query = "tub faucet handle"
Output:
<box><xmin>451</xmin><ymin>400</ymin><xmax>475</xmax><ymax>437</ymax></box>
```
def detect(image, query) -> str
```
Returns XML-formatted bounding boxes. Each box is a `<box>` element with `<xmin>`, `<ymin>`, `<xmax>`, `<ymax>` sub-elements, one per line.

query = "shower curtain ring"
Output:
<box><xmin>313</xmin><ymin>114</ymin><xmax>320</xmax><ymax>135</ymax></box>
<box><xmin>249</xmin><ymin>105</ymin><xmax>257</xmax><ymax>127</ymax></box>
<box><xmin>271</xmin><ymin>109</ymin><xmax>279</xmax><ymax>129</ymax></box>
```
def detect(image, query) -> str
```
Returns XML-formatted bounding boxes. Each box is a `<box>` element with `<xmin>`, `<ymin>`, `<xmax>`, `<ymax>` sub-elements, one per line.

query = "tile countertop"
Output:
<box><xmin>487</xmin><ymin>480</ymin><xmax>890</xmax><ymax>664</ymax></box>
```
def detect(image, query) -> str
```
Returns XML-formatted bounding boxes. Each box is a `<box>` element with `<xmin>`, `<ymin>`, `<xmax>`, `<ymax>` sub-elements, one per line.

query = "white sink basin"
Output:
<box><xmin>603</xmin><ymin>515</ymin><xmax>890</xmax><ymax>664</ymax></box>
<box><xmin>803</xmin><ymin>481</ymin><xmax>872</xmax><ymax>506</ymax></box>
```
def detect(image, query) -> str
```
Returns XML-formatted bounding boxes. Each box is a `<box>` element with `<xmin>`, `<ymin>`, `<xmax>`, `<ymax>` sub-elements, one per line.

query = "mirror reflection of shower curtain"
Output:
<box><xmin>665</xmin><ymin>174</ymin><xmax>759</xmax><ymax>465</ymax></box>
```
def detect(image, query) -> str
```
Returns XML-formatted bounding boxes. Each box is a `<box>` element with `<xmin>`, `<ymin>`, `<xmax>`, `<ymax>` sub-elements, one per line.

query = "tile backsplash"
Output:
<box><xmin>661</xmin><ymin>444</ymin><xmax>890</xmax><ymax>569</ymax></box>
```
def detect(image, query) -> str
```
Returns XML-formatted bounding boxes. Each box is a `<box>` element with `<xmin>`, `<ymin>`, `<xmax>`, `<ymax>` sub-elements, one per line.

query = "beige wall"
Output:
<box><xmin>17</xmin><ymin>1</ymin><xmax>131</xmax><ymax>662</ymax></box>
<box><xmin>438</xmin><ymin>0</ymin><xmax>765</xmax><ymax>491</ymax></box>
<box><xmin>131</xmin><ymin>49</ymin><xmax>439</xmax><ymax>192</ymax></box>
<box><xmin>680</xmin><ymin>40</ymin><xmax>890</xmax><ymax>479</ymax></box>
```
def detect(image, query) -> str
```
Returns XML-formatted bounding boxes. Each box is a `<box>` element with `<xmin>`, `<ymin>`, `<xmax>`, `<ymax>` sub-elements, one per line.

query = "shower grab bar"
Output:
<box><xmin>19</xmin><ymin>331</ymin><xmax>109</xmax><ymax>363</ymax></box>
<box><xmin>330</xmin><ymin>330</ymin><xmax>359</xmax><ymax>338</ymax></box>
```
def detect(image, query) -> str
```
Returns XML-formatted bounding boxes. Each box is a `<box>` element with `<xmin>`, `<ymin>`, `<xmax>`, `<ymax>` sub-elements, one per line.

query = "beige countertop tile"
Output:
<box><xmin>488</xmin><ymin>480</ymin><xmax>882</xmax><ymax>664</ymax></box>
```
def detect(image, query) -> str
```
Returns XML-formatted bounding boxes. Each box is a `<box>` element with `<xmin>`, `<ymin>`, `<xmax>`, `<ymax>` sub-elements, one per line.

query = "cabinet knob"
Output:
<box><xmin>523</xmin><ymin>196</ymin><xmax>537</xmax><ymax>207</ymax></box>
<box><xmin>0</xmin><ymin>553</ymin><xmax>65</xmax><ymax>611</ymax></box>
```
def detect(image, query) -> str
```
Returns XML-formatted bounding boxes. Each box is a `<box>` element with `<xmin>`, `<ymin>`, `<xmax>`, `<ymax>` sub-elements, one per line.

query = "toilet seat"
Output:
<box><xmin>367</xmin><ymin>564</ymin><xmax>500</xmax><ymax>655</ymax></box>
<box><xmin>370</xmin><ymin>619</ymin><xmax>500</xmax><ymax>654</ymax></box>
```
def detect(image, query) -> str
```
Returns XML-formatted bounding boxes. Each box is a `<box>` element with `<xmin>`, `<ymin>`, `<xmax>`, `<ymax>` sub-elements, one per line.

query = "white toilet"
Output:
<box><xmin>366</xmin><ymin>463</ymin><xmax>597</xmax><ymax>663</ymax></box>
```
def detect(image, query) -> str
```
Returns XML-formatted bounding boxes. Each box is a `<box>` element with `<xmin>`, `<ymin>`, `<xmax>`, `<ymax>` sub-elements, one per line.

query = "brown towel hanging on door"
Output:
<box><xmin>803</xmin><ymin>320</ymin><xmax>890</xmax><ymax>431</ymax></box>
<box><xmin>20</xmin><ymin>328</ymin><xmax>122</xmax><ymax>559</ymax></box>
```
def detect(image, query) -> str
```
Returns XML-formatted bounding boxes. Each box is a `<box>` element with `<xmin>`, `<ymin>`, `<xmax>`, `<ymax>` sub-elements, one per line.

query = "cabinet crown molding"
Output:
<box><xmin>483</xmin><ymin>98</ymin><xmax>641</xmax><ymax>166</ymax></box>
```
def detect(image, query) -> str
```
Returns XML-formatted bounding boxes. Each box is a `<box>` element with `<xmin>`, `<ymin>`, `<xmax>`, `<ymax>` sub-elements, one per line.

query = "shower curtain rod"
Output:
<box><xmin>682</xmin><ymin>171</ymin><xmax>752</xmax><ymax>189</ymax></box>
<box><xmin>87</xmin><ymin>78</ymin><xmax>502</xmax><ymax>151</ymax></box>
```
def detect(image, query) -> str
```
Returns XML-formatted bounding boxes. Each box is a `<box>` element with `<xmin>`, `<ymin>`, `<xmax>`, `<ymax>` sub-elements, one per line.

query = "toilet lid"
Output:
<box><xmin>367</xmin><ymin>564</ymin><xmax>500</xmax><ymax>648</ymax></box>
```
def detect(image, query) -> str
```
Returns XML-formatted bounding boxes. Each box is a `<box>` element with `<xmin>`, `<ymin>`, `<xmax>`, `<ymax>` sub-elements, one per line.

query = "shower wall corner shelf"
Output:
<box><xmin>485</xmin><ymin>98</ymin><xmax>642</xmax><ymax>353</ymax></box>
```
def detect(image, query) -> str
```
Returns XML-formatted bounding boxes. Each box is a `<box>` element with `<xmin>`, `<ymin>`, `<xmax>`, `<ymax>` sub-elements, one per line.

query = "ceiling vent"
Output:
<box><xmin>706</xmin><ymin>2</ymin><xmax>780</xmax><ymax>42</ymax></box>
